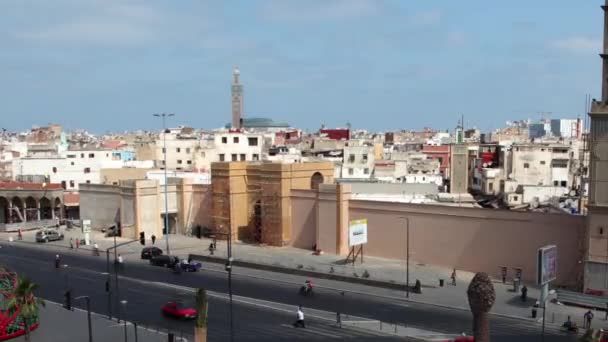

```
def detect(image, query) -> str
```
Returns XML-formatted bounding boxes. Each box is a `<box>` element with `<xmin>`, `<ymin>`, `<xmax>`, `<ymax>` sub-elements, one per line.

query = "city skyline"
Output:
<box><xmin>1</xmin><ymin>0</ymin><xmax>602</xmax><ymax>133</ymax></box>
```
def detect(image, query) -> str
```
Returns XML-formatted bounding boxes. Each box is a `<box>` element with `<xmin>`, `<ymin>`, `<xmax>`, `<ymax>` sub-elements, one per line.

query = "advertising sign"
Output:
<box><xmin>82</xmin><ymin>219</ymin><xmax>91</xmax><ymax>233</ymax></box>
<box><xmin>537</xmin><ymin>245</ymin><xmax>557</xmax><ymax>285</ymax></box>
<box><xmin>349</xmin><ymin>219</ymin><xmax>368</xmax><ymax>247</ymax></box>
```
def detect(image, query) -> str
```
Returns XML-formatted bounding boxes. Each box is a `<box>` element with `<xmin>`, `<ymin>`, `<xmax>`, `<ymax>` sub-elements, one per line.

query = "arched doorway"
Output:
<box><xmin>310</xmin><ymin>172</ymin><xmax>324</xmax><ymax>191</ymax></box>
<box><xmin>11</xmin><ymin>197</ymin><xmax>23</xmax><ymax>223</ymax></box>
<box><xmin>54</xmin><ymin>197</ymin><xmax>63</xmax><ymax>221</ymax></box>
<box><xmin>39</xmin><ymin>197</ymin><xmax>52</xmax><ymax>220</ymax></box>
<box><xmin>25</xmin><ymin>197</ymin><xmax>37</xmax><ymax>221</ymax></box>
<box><xmin>0</xmin><ymin>197</ymin><xmax>8</xmax><ymax>224</ymax></box>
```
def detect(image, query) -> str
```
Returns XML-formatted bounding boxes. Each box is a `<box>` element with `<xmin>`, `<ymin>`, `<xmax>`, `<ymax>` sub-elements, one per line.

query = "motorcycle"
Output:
<box><xmin>299</xmin><ymin>285</ymin><xmax>314</xmax><ymax>297</ymax></box>
<box><xmin>560</xmin><ymin>322</ymin><xmax>579</xmax><ymax>333</ymax></box>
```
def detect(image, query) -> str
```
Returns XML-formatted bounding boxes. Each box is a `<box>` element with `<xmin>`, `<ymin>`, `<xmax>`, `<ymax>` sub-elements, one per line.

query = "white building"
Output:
<box><xmin>550</xmin><ymin>119</ymin><xmax>580</xmax><ymax>138</ymax></box>
<box><xmin>156</xmin><ymin>130</ymin><xmax>201</xmax><ymax>171</ymax></box>
<box><xmin>213</xmin><ymin>131</ymin><xmax>265</xmax><ymax>162</ymax></box>
<box><xmin>341</xmin><ymin>145</ymin><xmax>375</xmax><ymax>179</ymax></box>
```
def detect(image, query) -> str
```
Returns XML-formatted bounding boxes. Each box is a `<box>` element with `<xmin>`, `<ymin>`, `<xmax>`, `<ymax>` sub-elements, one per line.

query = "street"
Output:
<box><xmin>0</xmin><ymin>242</ymin><xmax>578</xmax><ymax>341</ymax></box>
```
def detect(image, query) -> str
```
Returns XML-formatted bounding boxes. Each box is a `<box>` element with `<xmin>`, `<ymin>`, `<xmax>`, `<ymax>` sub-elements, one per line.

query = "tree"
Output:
<box><xmin>467</xmin><ymin>272</ymin><xmax>496</xmax><ymax>342</ymax></box>
<box><xmin>194</xmin><ymin>288</ymin><xmax>208</xmax><ymax>342</ymax></box>
<box><xmin>7</xmin><ymin>276</ymin><xmax>45</xmax><ymax>342</ymax></box>
<box><xmin>579</xmin><ymin>329</ymin><xmax>602</xmax><ymax>342</ymax></box>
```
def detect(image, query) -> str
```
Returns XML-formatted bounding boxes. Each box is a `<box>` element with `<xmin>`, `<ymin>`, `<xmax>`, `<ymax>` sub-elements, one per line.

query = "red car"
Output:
<box><xmin>445</xmin><ymin>337</ymin><xmax>474</xmax><ymax>342</ymax></box>
<box><xmin>161</xmin><ymin>301</ymin><xmax>197</xmax><ymax>319</ymax></box>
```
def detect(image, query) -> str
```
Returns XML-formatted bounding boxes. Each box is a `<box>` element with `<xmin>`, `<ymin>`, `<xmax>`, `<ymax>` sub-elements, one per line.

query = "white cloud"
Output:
<box><xmin>409</xmin><ymin>9</ymin><xmax>442</xmax><ymax>26</ymax></box>
<box><xmin>261</xmin><ymin>0</ymin><xmax>382</xmax><ymax>21</ymax></box>
<box><xmin>550</xmin><ymin>36</ymin><xmax>601</xmax><ymax>54</ymax></box>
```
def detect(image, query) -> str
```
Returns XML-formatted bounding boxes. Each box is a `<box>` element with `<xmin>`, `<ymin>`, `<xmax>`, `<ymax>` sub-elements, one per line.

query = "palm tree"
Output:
<box><xmin>579</xmin><ymin>329</ymin><xmax>602</xmax><ymax>342</ymax></box>
<box><xmin>467</xmin><ymin>272</ymin><xmax>495</xmax><ymax>342</ymax></box>
<box><xmin>7</xmin><ymin>276</ymin><xmax>45</xmax><ymax>342</ymax></box>
<box><xmin>194</xmin><ymin>288</ymin><xmax>208</xmax><ymax>342</ymax></box>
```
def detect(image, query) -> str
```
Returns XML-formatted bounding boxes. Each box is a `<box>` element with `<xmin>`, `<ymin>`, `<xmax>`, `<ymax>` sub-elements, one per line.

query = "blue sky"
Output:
<box><xmin>0</xmin><ymin>0</ymin><xmax>603</xmax><ymax>133</ymax></box>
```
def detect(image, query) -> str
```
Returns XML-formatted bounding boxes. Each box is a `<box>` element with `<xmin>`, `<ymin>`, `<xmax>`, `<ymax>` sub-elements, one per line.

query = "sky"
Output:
<box><xmin>0</xmin><ymin>0</ymin><xmax>604</xmax><ymax>133</ymax></box>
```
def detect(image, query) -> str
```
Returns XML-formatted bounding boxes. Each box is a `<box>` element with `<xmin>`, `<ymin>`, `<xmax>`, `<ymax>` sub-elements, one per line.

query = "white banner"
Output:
<box><xmin>349</xmin><ymin>219</ymin><xmax>368</xmax><ymax>246</ymax></box>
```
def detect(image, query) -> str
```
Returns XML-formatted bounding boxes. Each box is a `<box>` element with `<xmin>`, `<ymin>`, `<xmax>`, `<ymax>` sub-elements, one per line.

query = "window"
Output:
<box><xmin>362</xmin><ymin>154</ymin><xmax>368</xmax><ymax>163</ymax></box>
<box><xmin>177</xmin><ymin>160</ymin><xmax>183</xmax><ymax>164</ymax></box>
<box><xmin>554</xmin><ymin>180</ymin><xmax>559</xmax><ymax>186</ymax></box>
<box><xmin>348</xmin><ymin>154</ymin><xmax>355</xmax><ymax>163</ymax></box>
<box><xmin>201</xmin><ymin>152</ymin><xmax>206</xmax><ymax>158</ymax></box>
<box><xmin>513</xmin><ymin>195</ymin><xmax>518</xmax><ymax>201</ymax></box>
<box><xmin>252</xmin><ymin>154</ymin><xmax>259</xmax><ymax>161</ymax></box>
<box><xmin>88</xmin><ymin>153</ymin><xmax>95</xmax><ymax>158</ymax></box>
<box><xmin>86</xmin><ymin>180</ymin><xmax>91</xmax><ymax>184</ymax></box>
<box><xmin>231</xmin><ymin>154</ymin><xmax>238</xmax><ymax>161</ymax></box>
<box><xmin>561</xmin><ymin>181</ymin><xmax>567</xmax><ymax>187</ymax></box>
<box><xmin>187</xmin><ymin>160</ymin><xmax>192</xmax><ymax>165</ymax></box>
<box><xmin>52</xmin><ymin>167</ymin><xmax>57</xmax><ymax>173</ymax></box>
<box><xmin>233</xmin><ymin>137</ymin><xmax>239</xmax><ymax>144</ymax></box>
<box><xmin>186</xmin><ymin>148</ymin><xmax>191</xmax><ymax>154</ymax></box>
<box><xmin>70</xmin><ymin>162</ymin><xmax>74</xmax><ymax>166</ymax></box>
<box><xmin>69</xmin><ymin>180</ymin><xmax>75</xmax><ymax>188</ymax></box>
<box><xmin>364</xmin><ymin>168</ymin><xmax>369</xmax><ymax>174</ymax></box>
<box><xmin>106</xmin><ymin>153</ymin><xmax>109</xmax><ymax>157</ymax></box>
<box><xmin>161</xmin><ymin>160</ymin><xmax>165</xmax><ymax>165</ymax></box>
<box><xmin>551</xmin><ymin>160</ymin><xmax>568</xmax><ymax>168</ymax></box>
<box><xmin>219</xmin><ymin>154</ymin><xmax>225</xmax><ymax>162</ymax></box>
<box><xmin>176</xmin><ymin>167</ymin><xmax>182</xmax><ymax>170</ymax></box>
<box><xmin>112</xmin><ymin>182</ymin><xmax>118</xmax><ymax>185</ymax></box>
<box><xmin>80</xmin><ymin>153</ymin><xmax>84</xmax><ymax>158</ymax></box>
<box><xmin>67</xmin><ymin>154</ymin><xmax>76</xmax><ymax>158</ymax></box>
<box><xmin>222</xmin><ymin>137</ymin><xmax>228</xmax><ymax>144</ymax></box>
<box><xmin>348</xmin><ymin>168</ymin><xmax>354</xmax><ymax>175</ymax></box>
<box><xmin>240</xmin><ymin>154</ymin><xmax>246</xmax><ymax>161</ymax></box>
<box><xmin>176</xmin><ymin>148</ymin><xmax>181</xmax><ymax>153</ymax></box>
<box><xmin>488</xmin><ymin>182</ymin><xmax>494</xmax><ymax>191</ymax></box>
<box><xmin>248</xmin><ymin>137</ymin><xmax>258</xmax><ymax>146</ymax></box>
<box><xmin>523</xmin><ymin>163</ymin><xmax>529</xmax><ymax>168</ymax></box>
<box><xmin>162</xmin><ymin>148</ymin><xmax>166</xmax><ymax>154</ymax></box>
<box><xmin>61</xmin><ymin>181</ymin><xmax>66</xmax><ymax>189</ymax></box>
<box><xmin>84</xmin><ymin>167</ymin><xmax>91</xmax><ymax>173</ymax></box>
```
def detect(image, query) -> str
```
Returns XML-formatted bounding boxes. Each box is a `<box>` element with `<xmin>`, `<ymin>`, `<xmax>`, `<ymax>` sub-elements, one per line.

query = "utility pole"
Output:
<box><xmin>153</xmin><ymin>113</ymin><xmax>175</xmax><ymax>255</ymax></box>
<box><xmin>75</xmin><ymin>296</ymin><xmax>93</xmax><ymax>342</ymax></box>
<box><xmin>399</xmin><ymin>217</ymin><xmax>410</xmax><ymax>298</ymax></box>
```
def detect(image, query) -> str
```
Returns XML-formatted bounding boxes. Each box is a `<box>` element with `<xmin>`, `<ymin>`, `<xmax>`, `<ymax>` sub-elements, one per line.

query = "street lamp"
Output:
<box><xmin>153</xmin><ymin>113</ymin><xmax>175</xmax><ymax>255</ymax></box>
<box><xmin>75</xmin><ymin>296</ymin><xmax>93</xmax><ymax>342</ymax></box>
<box><xmin>120</xmin><ymin>300</ymin><xmax>128</xmax><ymax>342</ymax></box>
<box><xmin>399</xmin><ymin>217</ymin><xmax>410</xmax><ymax>299</ymax></box>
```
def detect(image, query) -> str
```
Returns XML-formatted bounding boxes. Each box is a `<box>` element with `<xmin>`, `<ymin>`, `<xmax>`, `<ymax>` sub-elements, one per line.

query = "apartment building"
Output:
<box><xmin>341</xmin><ymin>145</ymin><xmax>375</xmax><ymax>179</ymax></box>
<box><xmin>213</xmin><ymin>131</ymin><xmax>265</xmax><ymax>162</ymax></box>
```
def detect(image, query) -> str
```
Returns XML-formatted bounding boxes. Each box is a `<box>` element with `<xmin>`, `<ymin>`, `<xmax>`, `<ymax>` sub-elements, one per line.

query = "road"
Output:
<box><xmin>0</xmin><ymin>242</ymin><xmax>577</xmax><ymax>341</ymax></box>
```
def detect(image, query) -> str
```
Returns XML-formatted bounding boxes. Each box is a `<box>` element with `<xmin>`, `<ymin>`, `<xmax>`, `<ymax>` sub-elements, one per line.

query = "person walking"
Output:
<box><xmin>75</xmin><ymin>238</ymin><xmax>80</xmax><ymax>249</ymax></box>
<box><xmin>69</xmin><ymin>238</ymin><xmax>74</xmax><ymax>249</ymax></box>
<box><xmin>55</xmin><ymin>254</ymin><xmax>61</xmax><ymax>269</ymax></box>
<box><xmin>451</xmin><ymin>268</ymin><xmax>457</xmax><ymax>286</ymax></box>
<box><xmin>151</xmin><ymin>234</ymin><xmax>156</xmax><ymax>245</ymax></box>
<box><xmin>293</xmin><ymin>305</ymin><xmax>305</xmax><ymax>328</ymax></box>
<box><xmin>17</xmin><ymin>229</ymin><xmax>22</xmax><ymax>241</ymax></box>
<box><xmin>93</xmin><ymin>243</ymin><xmax>100</xmax><ymax>256</ymax></box>
<box><xmin>584</xmin><ymin>310</ymin><xmax>594</xmax><ymax>329</ymax></box>
<box><xmin>521</xmin><ymin>285</ymin><xmax>528</xmax><ymax>302</ymax></box>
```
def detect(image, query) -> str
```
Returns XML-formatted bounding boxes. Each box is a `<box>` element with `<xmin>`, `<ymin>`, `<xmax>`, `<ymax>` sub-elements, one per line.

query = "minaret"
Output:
<box><xmin>231</xmin><ymin>66</ymin><xmax>244</xmax><ymax>129</ymax></box>
<box><xmin>584</xmin><ymin>0</ymin><xmax>608</xmax><ymax>291</ymax></box>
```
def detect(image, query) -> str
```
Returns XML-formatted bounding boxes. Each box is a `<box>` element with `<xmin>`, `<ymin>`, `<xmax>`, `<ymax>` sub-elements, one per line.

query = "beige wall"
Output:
<box><xmin>100</xmin><ymin>168</ymin><xmax>151</xmax><ymax>185</ymax></box>
<box><xmin>290</xmin><ymin>190</ymin><xmax>317</xmax><ymax>249</ymax></box>
<box><xmin>347</xmin><ymin>200</ymin><xmax>585</xmax><ymax>285</ymax></box>
<box><xmin>79</xmin><ymin>184</ymin><xmax>121</xmax><ymax>230</ymax></box>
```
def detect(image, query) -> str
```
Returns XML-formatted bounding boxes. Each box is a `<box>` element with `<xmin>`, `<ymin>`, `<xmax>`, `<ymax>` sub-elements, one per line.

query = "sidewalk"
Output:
<box><xmin>14</xmin><ymin>301</ymin><xmax>187</xmax><ymax>342</ymax></box>
<box><xmin>5</xmin><ymin>228</ymin><xmax>606</xmax><ymax>330</ymax></box>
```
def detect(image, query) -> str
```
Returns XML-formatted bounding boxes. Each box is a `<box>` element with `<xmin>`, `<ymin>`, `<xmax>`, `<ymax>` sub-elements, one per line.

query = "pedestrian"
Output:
<box><xmin>293</xmin><ymin>305</ymin><xmax>305</xmax><ymax>328</ymax></box>
<box><xmin>93</xmin><ymin>243</ymin><xmax>99</xmax><ymax>256</ymax></box>
<box><xmin>75</xmin><ymin>238</ymin><xmax>80</xmax><ymax>249</ymax></box>
<box><xmin>605</xmin><ymin>303</ymin><xmax>608</xmax><ymax>320</ymax></box>
<box><xmin>521</xmin><ymin>285</ymin><xmax>528</xmax><ymax>302</ymax></box>
<box><xmin>451</xmin><ymin>268</ymin><xmax>457</xmax><ymax>286</ymax></box>
<box><xmin>69</xmin><ymin>238</ymin><xmax>73</xmax><ymax>249</ymax></box>
<box><xmin>151</xmin><ymin>234</ymin><xmax>156</xmax><ymax>245</ymax></box>
<box><xmin>584</xmin><ymin>310</ymin><xmax>594</xmax><ymax>329</ymax></box>
<box><xmin>55</xmin><ymin>254</ymin><xmax>60</xmax><ymax>269</ymax></box>
<box><xmin>17</xmin><ymin>229</ymin><xmax>22</xmax><ymax>241</ymax></box>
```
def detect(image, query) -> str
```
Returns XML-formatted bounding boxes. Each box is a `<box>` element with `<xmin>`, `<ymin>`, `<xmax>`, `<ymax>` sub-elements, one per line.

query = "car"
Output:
<box><xmin>35</xmin><ymin>229</ymin><xmax>64</xmax><ymax>243</ymax></box>
<box><xmin>150</xmin><ymin>255</ymin><xmax>180</xmax><ymax>268</ymax></box>
<box><xmin>141</xmin><ymin>246</ymin><xmax>163</xmax><ymax>260</ymax></box>
<box><xmin>161</xmin><ymin>301</ymin><xmax>197</xmax><ymax>319</ymax></box>
<box><xmin>180</xmin><ymin>261</ymin><xmax>202</xmax><ymax>272</ymax></box>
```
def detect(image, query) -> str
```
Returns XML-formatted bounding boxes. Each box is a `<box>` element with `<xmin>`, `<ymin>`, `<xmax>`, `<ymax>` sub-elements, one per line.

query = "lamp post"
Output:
<box><xmin>120</xmin><ymin>300</ymin><xmax>128</xmax><ymax>342</ymax></box>
<box><xmin>399</xmin><ymin>217</ymin><xmax>410</xmax><ymax>299</ymax></box>
<box><xmin>153</xmin><ymin>113</ymin><xmax>175</xmax><ymax>255</ymax></box>
<box><xmin>75</xmin><ymin>296</ymin><xmax>93</xmax><ymax>342</ymax></box>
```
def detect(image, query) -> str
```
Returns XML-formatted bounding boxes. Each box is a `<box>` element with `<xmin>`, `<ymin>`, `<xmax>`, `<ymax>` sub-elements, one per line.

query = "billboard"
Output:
<box><xmin>537</xmin><ymin>245</ymin><xmax>557</xmax><ymax>285</ymax></box>
<box><xmin>349</xmin><ymin>219</ymin><xmax>368</xmax><ymax>247</ymax></box>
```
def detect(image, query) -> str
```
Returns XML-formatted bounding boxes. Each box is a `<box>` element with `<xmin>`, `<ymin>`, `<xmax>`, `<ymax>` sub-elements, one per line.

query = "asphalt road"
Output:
<box><xmin>0</xmin><ymin>242</ymin><xmax>578</xmax><ymax>341</ymax></box>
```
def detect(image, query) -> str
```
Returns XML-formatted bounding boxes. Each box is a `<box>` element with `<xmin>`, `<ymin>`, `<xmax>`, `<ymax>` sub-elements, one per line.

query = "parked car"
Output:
<box><xmin>35</xmin><ymin>229</ymin><xmax>64</xmax><ymax>243</ymax></box>
<box><xmin>180</xmin><ymin>261</ymin><xmax>202</xmax><ymax>272</ymax></box>
<box><xmin>150</xmin><ymin>255</ymin><xmax>180</xmax><ymax>268</ymax></box>
<box><xmin>161</xmin><ymin>301</ymin><xmax>197</xmax><ymax>319</ymax></box>
<box><xmin>141</xmin><ymin>247</ymin><xmax>163</xmax><ymax>260</ymax></box>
